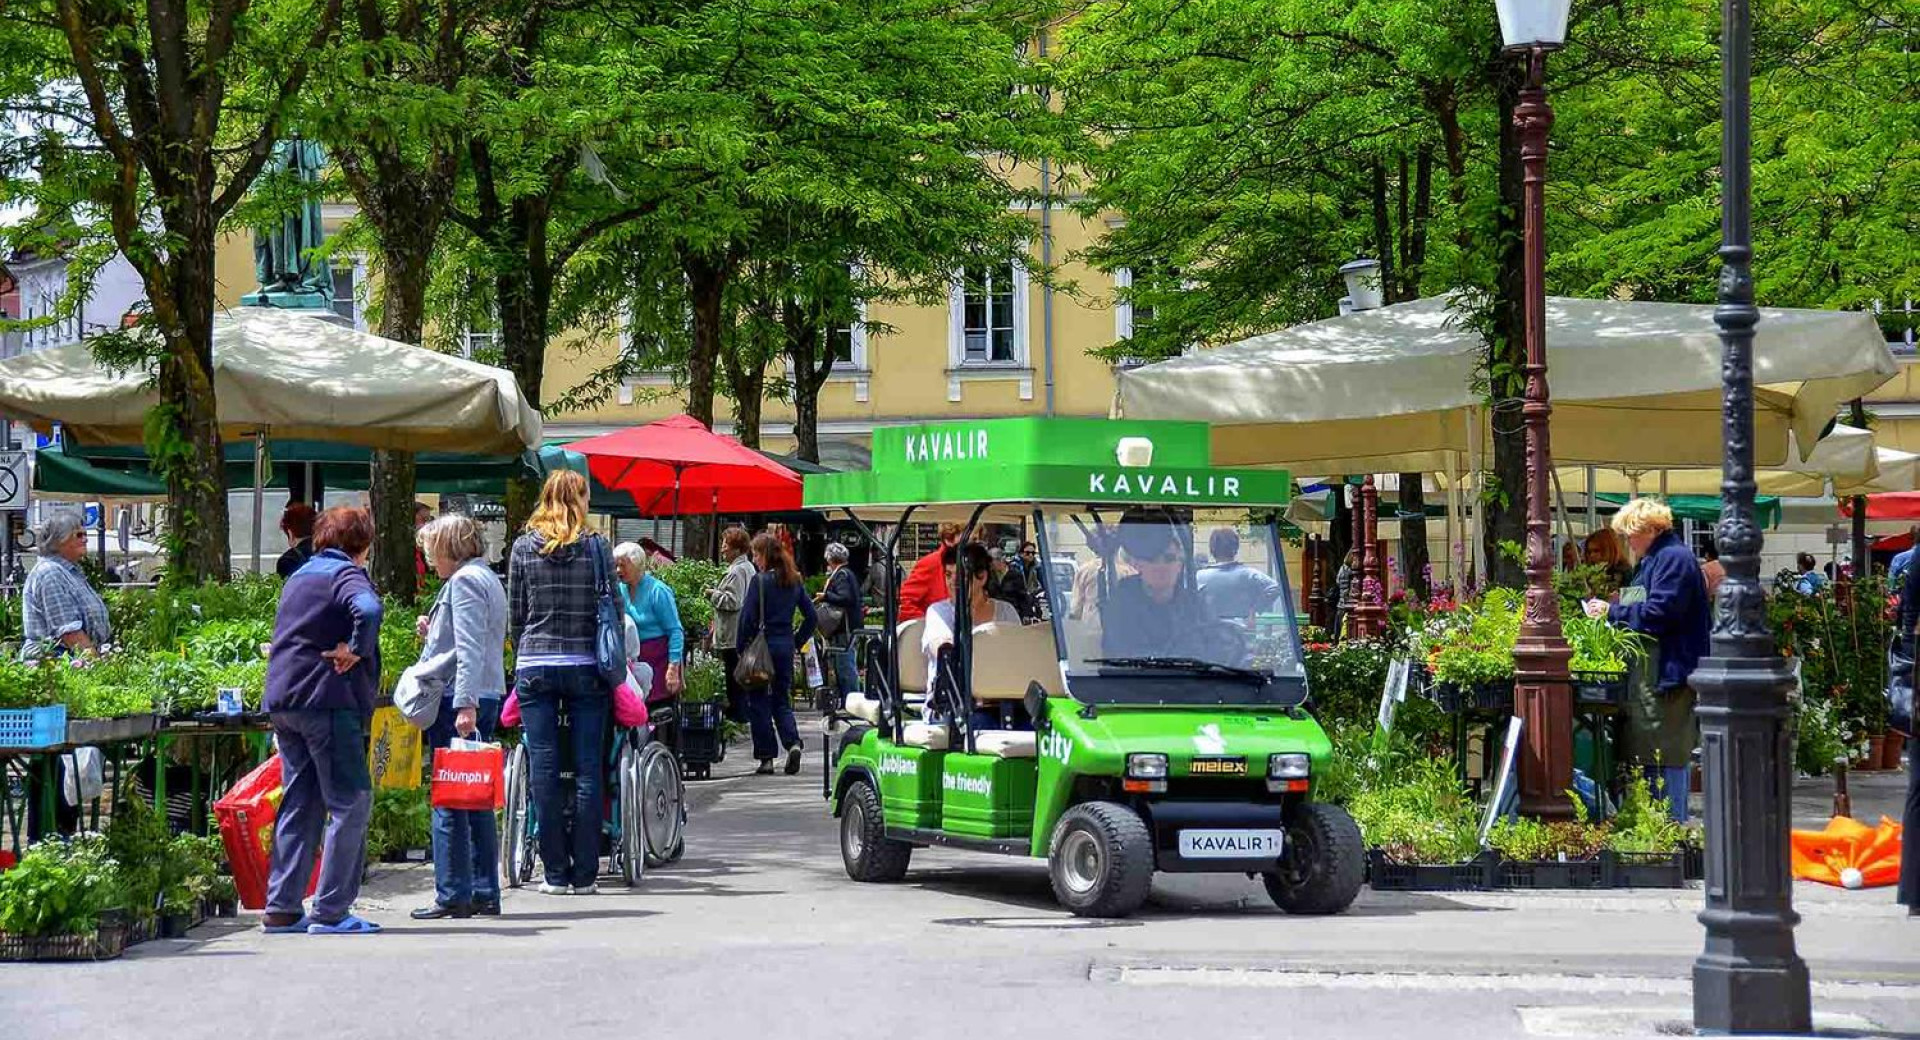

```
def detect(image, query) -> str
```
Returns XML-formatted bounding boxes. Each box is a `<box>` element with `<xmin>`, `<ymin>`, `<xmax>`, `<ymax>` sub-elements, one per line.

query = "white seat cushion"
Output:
<box><xmin>844</xmin><ymin>692</ymin><xmax>883</xmax><ymax>726</ymax></box>
<box><xmin>974</xmin><ymin>730</ymin><xmax>1036</xmax><ymax>759</ymax></box>
<box><xmin>968</xmin><ymin>623</ymin><xmax>1062</xmax><ymax>701</ymax></box>
<box><xmin>901</xmin><ymin>722</ymin><xmax>950</xmax><ymax>750</ymax></box>
<box><xmin>896</xmin><ymin>619</ymin><xmax>928</xmax><ymax>694</ymax></box>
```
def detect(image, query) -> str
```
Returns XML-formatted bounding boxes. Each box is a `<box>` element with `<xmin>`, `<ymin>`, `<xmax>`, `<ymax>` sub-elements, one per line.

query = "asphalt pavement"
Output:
<box><xmin>5</xmin><ymin>728</ymin><xmax>1918</xmax><ymax>1040</ymax></box>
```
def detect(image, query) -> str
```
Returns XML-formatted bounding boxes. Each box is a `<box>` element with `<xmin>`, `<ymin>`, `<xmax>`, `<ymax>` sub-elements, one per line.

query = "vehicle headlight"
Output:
<box><xmin>1269</xmin><ymin>753</ymin><xmax>1311</xmax><ymax>779</ymax></box>
<box><xmin>1127</xmin><ymin>753</ymin><xmax>1169</xmax><ymax>780</ymax></box>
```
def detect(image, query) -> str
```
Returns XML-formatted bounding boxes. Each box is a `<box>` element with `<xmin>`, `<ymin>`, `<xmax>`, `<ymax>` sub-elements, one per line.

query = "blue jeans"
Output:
<box><xmin>516</xmin><ymin>666</ymin><xmax>609</xmax><ymax>888</ymax></box>
<box><xmin>1646</xmin><ymin>764</ymin><xmax>1691</xmax><ymax>824</ymax></box>
<box><xmin>832</xmin><ymin>644</ymin><xmax>859</xmax><ymax>701</ymax></box>
<box><xmin>428</xmin><ymin>698</ymin><xmax>502</xmax><ymax>907</ymax></box>
<box><xmin>266</xmin><ymin>709</ymin><xmax>372</xmax><ymax>923</ymax></box>
<box><xmin>746</xmin><ymin>652</ymin><xmax>800</xmax><ymax>760</ymax></box>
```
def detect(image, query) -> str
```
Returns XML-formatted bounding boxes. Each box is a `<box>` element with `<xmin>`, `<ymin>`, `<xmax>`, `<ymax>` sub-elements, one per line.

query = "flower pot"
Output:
<box><xmin>1867</xmin><ymin>734</ymin><xmax>1889</xmax><ymax>772</ymax></box>
<box><xmin>158</xmin><ymin>911</ymin><xmax>194</xmax><ymax>939</ymax></box>
<box><xmin>1883</xmin><ymin>731</ymin><xmax>1906</xmax><ymax>771</ymax></box>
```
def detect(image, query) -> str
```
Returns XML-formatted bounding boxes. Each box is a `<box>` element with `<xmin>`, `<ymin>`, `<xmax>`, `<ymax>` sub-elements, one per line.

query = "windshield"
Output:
<box><xmin>1038</xmin><ymin>507</ymin><xmax>1307</xmax><ymax>707</ymax></box>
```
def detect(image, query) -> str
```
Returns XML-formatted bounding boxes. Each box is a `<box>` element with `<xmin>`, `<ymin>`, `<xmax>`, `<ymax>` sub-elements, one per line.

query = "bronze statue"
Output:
<box><xmin>246</xmin><ymin>138</ymin><xmax>333</xmax><ymax>304</ymax></box>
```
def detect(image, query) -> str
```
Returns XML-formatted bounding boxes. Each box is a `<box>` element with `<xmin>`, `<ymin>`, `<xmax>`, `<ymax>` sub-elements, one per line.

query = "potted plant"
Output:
<box><xmin>0</xmin><ymin>837</ymin><xmax>130</xmax><ymax>962</ymax></box>
<box><xmin>1424</xmin><ymin>589</ymin><xmax>1519</xmax><ymax>713</ymax></box>
<box><xmin>677</xmin><ymin>651</ymin><xmax>731</xmax><ymax>779</ymax></box>
<box><xmin>1350</xmin><ymin>758</ymin><xmax>1493</xmax><ymax>890</ymax></box>
<box><xmin>1487</xmin><ymin>811</ymin><xmax>1609</xmax><ymax>889</ymax></box>
<box><xmin>1600</xmin><ymin>776</ymin><xmax>1689</xmax><ymax>888</ymax></box>
<box><xmin>1563</xmin><ymin>613</ymin><xmax>1644</xmax><ymax>705</ymax></box>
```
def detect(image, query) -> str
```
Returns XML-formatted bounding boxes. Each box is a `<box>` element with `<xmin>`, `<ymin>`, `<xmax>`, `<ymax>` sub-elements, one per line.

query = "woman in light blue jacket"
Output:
<box><xmin>615</xmin><ymin>541</ymin><xmax>685</xmax><ymax>703</ymax></box>
<box><xmin>411</xmin><ymin>514</ymin><xmax>508</xmax><ymax>920</ymax></box>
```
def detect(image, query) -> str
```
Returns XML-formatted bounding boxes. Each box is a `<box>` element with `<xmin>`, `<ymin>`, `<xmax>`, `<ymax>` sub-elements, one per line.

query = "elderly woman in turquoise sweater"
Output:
<box><xmin>614</xmin><ymin>542</ymin><xmax>684</xmax><ymax>703</ymax></box>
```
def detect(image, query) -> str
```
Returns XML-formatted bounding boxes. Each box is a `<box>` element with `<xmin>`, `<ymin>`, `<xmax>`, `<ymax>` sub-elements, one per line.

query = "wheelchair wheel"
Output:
<box><xmin>500</xmin><ymin>742</ymin><xmax>535</xmax><ymax>889</ymax></box>
<box><xmin>639</xmin><ymin>742</ymin><xmax>686</xmax><ymax>867</ymax></box>
<box><xmin>617</xmin><ymin>741</ymin><xmax>646</xmax><ymax>887</ymax></box>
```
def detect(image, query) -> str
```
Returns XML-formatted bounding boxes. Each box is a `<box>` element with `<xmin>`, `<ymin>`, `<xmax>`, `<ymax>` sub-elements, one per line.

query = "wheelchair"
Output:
<box><xmin>499</xmin><ymin>696</ymin><xmax>687</xmax><ymax>890</ymax></box>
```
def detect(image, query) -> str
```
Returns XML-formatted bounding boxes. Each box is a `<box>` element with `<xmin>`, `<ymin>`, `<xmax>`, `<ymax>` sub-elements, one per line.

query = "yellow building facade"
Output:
<box><xmin>213</xmin><ymin>202</ymin><xmax>1137</xmax><ymax>468</ymax></box>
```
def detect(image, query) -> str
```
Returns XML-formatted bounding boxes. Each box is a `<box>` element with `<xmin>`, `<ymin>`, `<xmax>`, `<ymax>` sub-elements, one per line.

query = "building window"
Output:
<box><xmin>950</xmin><ymin>261</ymin><xmax>1026</xmax><ymax>367</ymax></box>
<box><xmin>462</xmin><ymin>313</ymin><xmax>496</xmax><ymax>359</ymax></box>
<box><xmin>328</xmin><ymin>262</ymin><xmax>364</xmax><ymax>330</ymax></box>
<box><xmin>828</xmin><ymin>303</ymin><xmax>868</xmax><ymax>371</ymax></box>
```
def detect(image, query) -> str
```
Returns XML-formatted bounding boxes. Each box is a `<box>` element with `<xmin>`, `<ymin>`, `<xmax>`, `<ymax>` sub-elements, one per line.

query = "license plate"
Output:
<box><xmin>1177</xmin><ymin>829</ymin><xmax>1285</xmax><ymax>859</ymax></box>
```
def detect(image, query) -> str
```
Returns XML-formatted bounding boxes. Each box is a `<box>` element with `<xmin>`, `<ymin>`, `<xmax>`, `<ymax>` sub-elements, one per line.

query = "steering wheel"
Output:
<box><xmin>1182</xmin><ymin>618</ymin><xmax>1254</xmax><ymax>668</ymax></box>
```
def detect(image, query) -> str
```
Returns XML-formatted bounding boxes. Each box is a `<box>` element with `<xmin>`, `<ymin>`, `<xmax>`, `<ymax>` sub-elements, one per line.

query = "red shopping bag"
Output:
<box><xmin>430</xmin><ymin>746</ymin><xmax>505</xmax><ymax>811</ymax></box>
<box><xmin>213</xmin><ymin>754</ymin><xmax>318</xmax><ymax>910</ymax></box>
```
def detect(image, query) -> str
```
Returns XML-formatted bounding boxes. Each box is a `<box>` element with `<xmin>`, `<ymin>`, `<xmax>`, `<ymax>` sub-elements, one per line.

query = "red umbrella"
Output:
<box><xmin>1839</xmin><ymin>493</ymin><xmax>1920</xmax><ymax>520</ymax></box>
<box><xmin>562</xmin><ymin>415</ymin><xmax>802</xmax><ymax>517</ymax></box>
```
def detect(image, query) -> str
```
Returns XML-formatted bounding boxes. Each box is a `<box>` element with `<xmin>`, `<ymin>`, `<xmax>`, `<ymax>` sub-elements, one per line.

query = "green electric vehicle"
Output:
<box><xmin>812</xmin><ymin>417</ymin><xmax>1364</xmax><ymax>918</ymax></box>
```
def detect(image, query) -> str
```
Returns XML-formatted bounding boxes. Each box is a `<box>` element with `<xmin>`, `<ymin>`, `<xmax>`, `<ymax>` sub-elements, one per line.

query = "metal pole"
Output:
<box><xmin>1585</xmin><ymin>465</ymin><xmax>1597</xmax><ymax>535</ymax></box>
<box><xmin>1691</xmin><ymin>0</ymin><xmax>1812</xmax><ymax>1023</ymax></box>
<box><xmin>1511</xmin><ymin>45</ymin><xmax>1573</xmax><ymax>821</ymax></box>
<box><xmin>251</xmin><ymin>431</ymin><xmax>266</xmax><ymax>576</ymax></box>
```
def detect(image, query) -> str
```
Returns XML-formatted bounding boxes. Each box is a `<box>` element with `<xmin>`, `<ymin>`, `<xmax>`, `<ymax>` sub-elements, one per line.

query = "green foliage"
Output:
<box><xmin>1426</xmin><ymin>588</ymin><xmax>1521</xmax><ymax>687</ymax></box>
<box><xmin>184</xmin><ymin>620</ymin><xmax>273</xmax><ymax>666</ymax></box>
<box><xmin>105</xmin><ymin>797</ymin><xmax>173</xmax><ymax>923</ymax></box>
<box><xmin>378</xmin><ymin>597</ymin><xmax>423</xmax><ymax>693</ymax></box>
<box><xmin>1769</xmin><ymin>576</ymin><xmax>1892</xmax><ymax>738</ymax></box>
<box><xmin>681</xmin><ymin>650</ymin><xmax>728</xmax><ymax>705</ymax></box>
<box><xmin>1793</xmin><ymin>691</ymin><xmax>1853</xmax><ymax>778</ymax></box>
<box><xmin>1303</xmin><ymin>639</ymin><xmax>1390</xmax><ymax>730</ymax></box>
<box><xmin>0</xmin><ymin>658</ymin><xmax>64</xmax><ymax>709</ymax></box>
<box><xmin>1486</xmin><ymin>814</ymin><xmax>1608</xmax><ymax>862</ymax></box>
<box><xmin>0</xmin><ymin>837</ymin><xmax>124</xmax><ymax>937</ymax></box>
<box><xmin>1604</xmin><ymin>775</ymin><xmax>1686</xmax><ymax>855</ymax></box>
<box><xmin>366</xmin><ymin>787</ymin><xmax>431</xmax><ymax>861</ymax></box>
<box><xmin>1347</xmin><ymin>755</ymin><xmax>1482</xmax><ymax>864</ymax></box>
<box><xmin>1562</xmin><ymin>613</ymin><xmax>1646</xmax><ymax>675</ymax></box>
<box><xmin>654</xmin><ymin>561</ymin><xmax>726</xmax><ymax>643</ymax></box>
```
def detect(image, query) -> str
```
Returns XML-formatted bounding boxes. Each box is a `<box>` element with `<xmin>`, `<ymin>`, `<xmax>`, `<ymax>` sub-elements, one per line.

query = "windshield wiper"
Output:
<box><xmin>1085</xmin><ymin>656</ymin><xmax>1270</xmax><ymax>684</ymax></box>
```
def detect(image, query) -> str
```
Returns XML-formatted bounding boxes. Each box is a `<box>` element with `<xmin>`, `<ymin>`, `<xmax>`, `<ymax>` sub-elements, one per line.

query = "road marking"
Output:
<box><xmin>1107</xmin><ymin>967</ymin><xmax>1920</xmax><ymax>1002</ymax></box>
<box><xmin>1519</xmin><ymin>1006</ymin><xmax>1882</xmax><ymax>1038</ymax></box>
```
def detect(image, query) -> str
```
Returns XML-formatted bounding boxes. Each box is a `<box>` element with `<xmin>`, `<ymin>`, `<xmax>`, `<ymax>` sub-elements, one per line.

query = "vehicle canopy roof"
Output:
<box><xmin>802</xmin><ymin>418</ymin><xmax>1291</xmax><ymax>514</ymax></box>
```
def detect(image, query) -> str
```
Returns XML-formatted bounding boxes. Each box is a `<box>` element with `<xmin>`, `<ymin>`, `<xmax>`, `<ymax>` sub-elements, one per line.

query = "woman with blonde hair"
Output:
<box><xmin>410</xmin><ymin>513</ymin><xmax>508</xmax><ymax>920</ymax></box>
<box><xmin>507</xmin><ymin>469</ymin><xmax>615</xmax><ymax>894</ymax></box>
<box><xmin>1582</xmin><ymin>497</ymin><xmax>1708</xmax><ymax>822</ymax></box>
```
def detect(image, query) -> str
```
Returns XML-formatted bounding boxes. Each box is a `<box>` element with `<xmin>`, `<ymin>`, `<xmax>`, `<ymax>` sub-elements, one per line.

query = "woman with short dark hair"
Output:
<box><xmin>277</xmin><ymin>502</ymin><xmax>319</xmax><ymax>578</ymax></box>
<box><xmin>736</xmin><ymin>532</ymin><xmax>818</xmax><ymax>775</ymax></box>
<box><xmin>262</xmin><ymin>506</ymin><xmax>385</xmax><ymax>934</ymax></box>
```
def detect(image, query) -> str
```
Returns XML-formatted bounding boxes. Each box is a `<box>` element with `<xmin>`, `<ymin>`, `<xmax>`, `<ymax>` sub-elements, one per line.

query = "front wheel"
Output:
<box><xmin>499</xmin><ymin>742</ymin><xmax>533</xmax><ymax>889</ymax></box>
<box><xmin>840</xmin><ymin>780</ymin><xmax>911</xmax><ymax>882</ymax></box>
<box><xmin>1047</xmin><ymin>802</ymin><xmax>1152</xmax><ymax>918</ymax></box>
<box><xmin>1264</xmin><ymin>802</ymin><xmax>1365</xmax><ymax>915</ymax></box>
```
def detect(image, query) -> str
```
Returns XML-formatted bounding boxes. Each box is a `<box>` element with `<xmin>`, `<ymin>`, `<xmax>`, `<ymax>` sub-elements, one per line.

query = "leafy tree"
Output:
<box><xmin>0</xmin><ymin>0</ymin><xmax>343</xmax><ymax>582</ymax></box>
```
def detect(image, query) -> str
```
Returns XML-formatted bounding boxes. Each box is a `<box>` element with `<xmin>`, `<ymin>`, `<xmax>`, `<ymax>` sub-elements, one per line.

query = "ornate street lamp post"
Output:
<box><xmin>1494</xmin><ymin>0</ymin><xmax>1573</xmax><ymax>818</ymax></box>
<box><xmin>1691</xmin><ymin>0</ymin><xmax>1812</xmax><ymax>1028</ymax></box>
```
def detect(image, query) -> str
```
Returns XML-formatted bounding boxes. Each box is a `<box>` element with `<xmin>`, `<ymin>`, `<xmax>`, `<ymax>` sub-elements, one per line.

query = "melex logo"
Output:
<box><xmin>1087</xmin><ymin>472</ymin><xmax>1242</xmax><ymax>499</ymax></box>
<box><xmin>943</xmin><ymin>772</ymin><xmax>992</xmax><ymax>797</ymax></box>
<box><xmin>1189</xmin><ymin>757</ymin><xmax>1247</xmax><ymax>776</ymax></box>
<box><xmin>878</xmin><ymin>755</ymin><xmax>918</xmax><ymax>777</ymax></box>
<box><xmin>1039</xmin><ymin>730</ymin><xmax>1074</xmax><ymax>763</ymax></box>
<box><xmin>905</xmin><ymin>428</ymin><xmax>990</xmax><ymax>465</ymax></box>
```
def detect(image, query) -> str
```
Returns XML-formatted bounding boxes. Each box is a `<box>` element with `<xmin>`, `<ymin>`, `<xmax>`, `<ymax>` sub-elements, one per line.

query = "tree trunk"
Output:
<box><xmin>1399</xmin><ymin>477</ymin><xmax>1429</xmax><ymax>600</ymax></box>
<box><xmin>785</xmin><ymin>298</ymin><xmax>831</xmax><ymax>464</ymax></box>
<box><xmin>683</xmin><ymin>250</ymin><xmax>728</xmax><ymax>428</ymax></box>
<box><xmin>155</xmin><ymin>248</ymin><xmax>230</xmax><ymax>584</ymax></box>
<box><xmin>1484</xmin><ymin>62</ymin><xmax>1529</xmax><ymax>589</ymax></box>
<box><xmin>368</xmin><ymin>242</ymin><xmax>433</xmax><ymax>600</ymax></box>
<box><xmin>497</xmin><ymin>209</ymin><xmax>550</xmax><ymax>540</ymax></box>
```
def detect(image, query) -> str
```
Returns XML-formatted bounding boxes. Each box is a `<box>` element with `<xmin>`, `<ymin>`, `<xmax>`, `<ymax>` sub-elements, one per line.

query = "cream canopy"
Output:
<box><xmin>1117</xmin><ymin>294</ymin><xmax>1897</xmax><ymax>473</ymax></box>
<box><xmin>0</xmin><ymin>307</ymin><xmax>543</xmax><ymax>455</ymax></box>
<box><xmin>1557</xmin><ymin>425</ymin><xmax>1920</xmax><ymax>499</ymax></box>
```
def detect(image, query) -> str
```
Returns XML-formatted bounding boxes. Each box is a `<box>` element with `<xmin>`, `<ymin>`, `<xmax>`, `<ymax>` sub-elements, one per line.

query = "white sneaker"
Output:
<box><xmin>537</xmin><ymin>882</ymin><xmax>569</xmax><ymax>896</ymax></box>
<box><xmin>572</xmin><ymin>883</ymin><xmax>598</xmax><ymax>896</ymax></box>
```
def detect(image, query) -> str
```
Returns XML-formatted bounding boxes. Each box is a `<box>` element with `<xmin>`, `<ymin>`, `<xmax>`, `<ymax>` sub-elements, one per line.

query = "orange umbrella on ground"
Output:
<box><xmin>1791</xmin><ymin>816</ymin><xmax>1902</xmax><ymax>888</ymax></box>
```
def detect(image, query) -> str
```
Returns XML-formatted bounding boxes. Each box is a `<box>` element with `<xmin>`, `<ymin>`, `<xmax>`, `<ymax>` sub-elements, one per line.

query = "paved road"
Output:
<box><xmin>6</xmin><ymin>743</ymin><xmax>1919</xmax><ymax>1040</ymax></box>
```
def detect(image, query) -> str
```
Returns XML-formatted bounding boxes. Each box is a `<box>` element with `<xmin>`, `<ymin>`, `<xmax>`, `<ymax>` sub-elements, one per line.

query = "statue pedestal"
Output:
<box><xmin>240</xmin><ymin>290</ymin><xmax>330</xmax><ymax>309</ymax></box>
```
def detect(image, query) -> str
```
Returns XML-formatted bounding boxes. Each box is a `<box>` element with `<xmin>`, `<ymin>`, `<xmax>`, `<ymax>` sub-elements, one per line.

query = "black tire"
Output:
<box><xmin>499</xmin><ymin>742</ymin><xmax>533</xmax><ymax>889</ymax></box>
<box><xmin>1264</xmin><ymin>802</ymin><xmax>1365</xmax><ymax>915</ymax></box>
<box><xmin>1047</xmin><ymin>802</ymin><xmax>1153</xmax><ymax>918</ymax></box>
<box><xmin>639</xmin><ymin>743</ymin><xmax>685</xmax><ymax>867</ymax></box>
<box><xmin>840</xmin><ymin>780</ymin><xmax>911</xmax><ymax>882</ymax></box>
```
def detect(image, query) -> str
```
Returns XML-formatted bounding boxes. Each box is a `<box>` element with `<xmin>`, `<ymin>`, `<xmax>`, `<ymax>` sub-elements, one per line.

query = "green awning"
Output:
<box><xmin>1594</xmin><ymin>493</ymin><xmax>1780</xmax><ymax>529</ymax></box>
<box><xmin>38</xmin><ymin>439</ymin><xmax>523</xmax><ymax>498</ymax></box>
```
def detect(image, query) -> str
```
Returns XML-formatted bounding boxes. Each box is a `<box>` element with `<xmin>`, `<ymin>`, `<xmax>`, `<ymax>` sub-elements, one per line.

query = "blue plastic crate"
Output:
<box><xmin>0</xmin><ymin>705</ymin><xmax>68</xmax><ymax>749</ymax></box>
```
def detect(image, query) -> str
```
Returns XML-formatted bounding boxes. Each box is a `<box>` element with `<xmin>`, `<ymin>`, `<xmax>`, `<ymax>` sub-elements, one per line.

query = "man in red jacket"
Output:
<box><xmin>899</xmin><ymin>523</ymin><xmax>966</xmax><ymax>622</ymax></box>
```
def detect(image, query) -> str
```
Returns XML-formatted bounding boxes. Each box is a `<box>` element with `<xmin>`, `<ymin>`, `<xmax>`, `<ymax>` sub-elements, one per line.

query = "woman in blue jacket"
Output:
<box><xmin>1583</xmin><ymin>498</ymin><xmax>1709</xmax><ymax>822</ymax></box>
<box><xmin>614</xmin><ymin>541</ymin><xmax>684</xmax><ymax>702</ymax></box>
<box><xmin>735</xmin><ymin>532</ymin><xmax>818</xmax><ymax>775</ymax></box>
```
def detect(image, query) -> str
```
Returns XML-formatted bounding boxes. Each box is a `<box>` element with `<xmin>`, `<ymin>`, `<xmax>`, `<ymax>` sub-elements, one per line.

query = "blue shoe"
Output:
<box><xmin>262</xmin><ymin>915</ymin><xmax>310</xmax><ymax>934</ymax></box>
<box><xmin>306</xmin><ymin>914</ymin><xmax>382</xmax><ymax>935</ymax></box>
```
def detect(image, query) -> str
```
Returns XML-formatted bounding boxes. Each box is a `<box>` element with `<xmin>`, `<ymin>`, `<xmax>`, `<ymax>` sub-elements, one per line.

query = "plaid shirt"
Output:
<box><xmin>508</xmin><ymin>532</ymin><xmax>609</xmax><ymax>661</ymax></box>
<box><xmin>21</xmin><ymin>556</ymin><xmax>112</xmax><ymax>659</ymax></box>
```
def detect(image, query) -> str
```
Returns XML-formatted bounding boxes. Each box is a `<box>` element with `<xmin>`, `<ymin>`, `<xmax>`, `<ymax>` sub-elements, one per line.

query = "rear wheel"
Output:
<box><xmin>840</xmin><ymin>780</ymin><xmax>911</xmax><ymax>882</ymax></box>
<box><xmin>1264</xmin><ymin>802</ymin><xmax>1365</xmax><ymax>915</ymax></box>
<box><xmin>639</xmin><ymin>742</ymin><xmax>686</xmax><ymax>867</ymax></box>
<box><xmin>617</xmin><ymin>743</ymin><xmax>645</xmax><ymax>887</ymax></box>
<box><xmin>1047</xmin><ymin>802</ymin><xmax>1152</xmax><ymax>918</ymax></box>
<box><xmin>499</xmin><ymin>742</ymin><xmax>533</xmax><ymax>889</ymax></box>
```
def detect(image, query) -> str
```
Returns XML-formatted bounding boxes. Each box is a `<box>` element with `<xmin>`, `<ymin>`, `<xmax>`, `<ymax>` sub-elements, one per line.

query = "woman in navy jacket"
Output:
<box><xmin>736</xmin><ymin>532</ymin><xmax>818</xmax><ymax>775</ymax></box>
<box><xmin>1583</xmin><ymin>498</ymin><xmax>1709</xmax><ymax>823</ymax></box>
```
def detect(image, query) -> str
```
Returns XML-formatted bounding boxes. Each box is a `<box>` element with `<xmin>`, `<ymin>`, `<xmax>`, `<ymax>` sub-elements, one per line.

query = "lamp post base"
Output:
<box><xmin>1514</xmin><ymin>634</ymin><xmax>1573</xmax><ymax>820</ymax></box>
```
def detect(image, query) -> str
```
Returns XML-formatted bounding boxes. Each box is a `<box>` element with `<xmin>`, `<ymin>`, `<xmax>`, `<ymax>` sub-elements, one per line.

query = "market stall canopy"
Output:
<box><xmin>1117</xmin><ymin>294</ymin><xmax>1896</xmax><ymax>473</ymax></box>
<box><xmin>561</xmin><ymin>414</ymin><xmax>803</xmax><ymax>516</ymax></box>
<box><xmin>1594</xmin><ymin>493</ymin><xmax>1781</xmax><ymax>529</ymax></box>
<box><xmin>1553</xmin><ymin>424</ymin><xmax>1920</xmax><ymax>499</ymax></box>
<box><xmin>1840</xmin><ymin>493</ymin><xmax>1920</xmax><ymax>521</ymax></box>
<box><xmin>0</xmin><ymin>308</ymin><xmax>542</xmax><ymax>454</ymax></box>
<box><xmin>37</xmin><ymin>438</ymin><xmax>523</xmax><ymax>502</ymax></box>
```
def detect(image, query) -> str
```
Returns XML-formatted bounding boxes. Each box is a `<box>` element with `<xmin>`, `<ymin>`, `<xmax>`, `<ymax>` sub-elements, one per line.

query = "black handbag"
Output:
<box><xmin>1887</xmin><ymin>634</ymin><xmax>1916</xmax><ymax>738</ymax></box>
<box><xmin>733</xmin><ymin>577</ymin><xmax>775</xmax><ymax>687</ymax></box>
<box><xmin>588</xmin><ymin>535</ymin><xmax>626</xmax><ymax>689</ymax></box>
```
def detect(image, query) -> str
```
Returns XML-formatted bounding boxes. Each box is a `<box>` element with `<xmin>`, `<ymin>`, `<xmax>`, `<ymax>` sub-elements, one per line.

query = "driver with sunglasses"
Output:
<box><xmin>1099</xmin><ymin>507</ymin><xmax>1223</xmax><ymax>661</ymax></box>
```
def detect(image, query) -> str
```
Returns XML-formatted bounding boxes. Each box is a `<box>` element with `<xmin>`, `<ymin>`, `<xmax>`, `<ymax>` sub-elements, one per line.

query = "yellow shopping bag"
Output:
<box><xmin>367</xmin><ymin>705</ymin><xmax>424</xmax><ymax>789</ymax></box>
